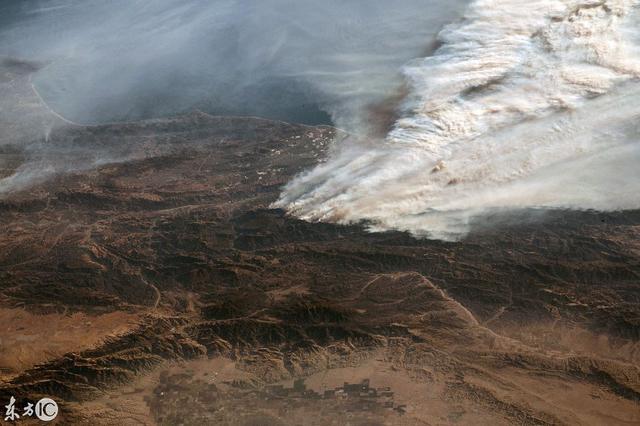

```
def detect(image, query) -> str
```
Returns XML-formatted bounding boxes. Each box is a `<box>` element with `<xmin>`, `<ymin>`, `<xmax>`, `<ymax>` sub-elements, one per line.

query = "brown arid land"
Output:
<box><xmin>0</xmin><ymin>58</ymin><xmax>639</xmax><ymax>425</ymax></box>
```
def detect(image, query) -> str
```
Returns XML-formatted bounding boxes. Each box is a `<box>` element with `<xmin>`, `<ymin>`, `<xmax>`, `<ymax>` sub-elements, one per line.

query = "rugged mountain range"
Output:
<box><xmin>1</xmin><ymin>58</ymin><xmax>639</xmax><ymax>425</ymax></box>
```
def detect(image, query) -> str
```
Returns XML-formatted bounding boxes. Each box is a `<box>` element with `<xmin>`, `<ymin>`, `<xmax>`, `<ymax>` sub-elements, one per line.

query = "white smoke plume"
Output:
<box><xmin>276</xmin><ymin>0</ymin><xmax>640</xmax><ymax>239</ymax></box>
<box><xmin>2</xmin><ymin>0</ymin><xmax>639</xmax><ymax>239</ymax></box>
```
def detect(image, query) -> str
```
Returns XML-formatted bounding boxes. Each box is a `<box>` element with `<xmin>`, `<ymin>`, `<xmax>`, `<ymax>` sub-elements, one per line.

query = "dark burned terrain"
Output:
<box><xmin>0</xmin><ymin>58</ymin><xmax>639</xmax><ymax>425</ymax></box>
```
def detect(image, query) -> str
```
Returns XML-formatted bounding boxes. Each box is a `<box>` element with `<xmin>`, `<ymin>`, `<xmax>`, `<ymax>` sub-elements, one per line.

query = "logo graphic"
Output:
<box><xmin>35</xmin><ymin>398</ymin><xmax>58</xmax><ymax>422</ymax></box>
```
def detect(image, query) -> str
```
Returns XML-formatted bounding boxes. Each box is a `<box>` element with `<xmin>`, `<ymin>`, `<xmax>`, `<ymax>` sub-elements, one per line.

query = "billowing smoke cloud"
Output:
<box><xmin>2</xmin><ymin>0</ymin><xmax>639</xmax><ymax>240</ymax></box>
<box><xmin>276</xmin><ymin>0</ymin><xmax>640</xmax><ymax>239</ymax></box>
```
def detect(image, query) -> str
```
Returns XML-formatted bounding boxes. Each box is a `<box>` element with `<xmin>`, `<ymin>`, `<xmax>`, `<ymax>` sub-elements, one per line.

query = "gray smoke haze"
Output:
<box><xmin>3</xmin><ymin>0</ymin><xmax>637</xmax><ymax>240</ymax></box>
<box><xmin>0</xmin><ymin>0</ymin><xmax>468</xmax><ymax>129</ymax></box>
<box><xmin>0</xmin><ymin>0</ymin><xmax>468</xmax><ymax>200</ymax></box>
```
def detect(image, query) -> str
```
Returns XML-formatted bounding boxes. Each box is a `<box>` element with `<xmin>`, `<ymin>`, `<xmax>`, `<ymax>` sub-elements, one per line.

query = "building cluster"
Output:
<box><xmin>264</xmin><ymin>378</ymin><xmax>406</xmax><ymax>415</ymax></box>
